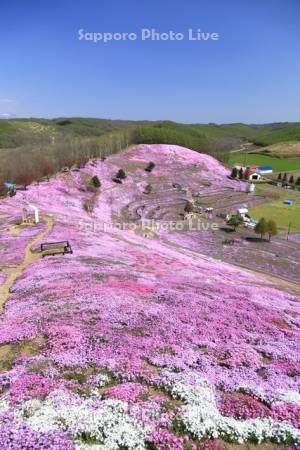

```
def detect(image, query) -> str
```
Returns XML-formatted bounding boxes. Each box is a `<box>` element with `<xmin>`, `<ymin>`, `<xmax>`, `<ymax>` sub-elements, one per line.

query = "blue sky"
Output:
<box><xmin>0</xmin><ymin>0</ymin><xmax>300</xmax><ymax>123</ymax></box>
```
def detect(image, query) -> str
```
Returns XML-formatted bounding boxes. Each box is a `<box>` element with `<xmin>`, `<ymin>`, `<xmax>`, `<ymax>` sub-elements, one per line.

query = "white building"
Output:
<box><xmin>247</xmin><ymin>171</ymin><xmax>261</xmax><ymax>181</ymax></box>
<box><xmin>237</xmin><ymin>208</ymin><xmax>251</xmax><ymax>223</ymax></box>
<box><xmin>234</xmin><ymin>163</ymin><xmax>246</xmax><ymax>171</ymax></box>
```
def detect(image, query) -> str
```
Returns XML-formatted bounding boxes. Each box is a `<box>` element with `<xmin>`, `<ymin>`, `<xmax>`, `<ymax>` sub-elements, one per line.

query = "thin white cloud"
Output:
<box><xmin>0</xmin><ymin>98</ymin><xmax>16</xmax><ymax>106</ymax></box>
<box><xmin>0</xmin><ymin>113</ymin><xmax>16</xmax><ymax>119</ymax></box>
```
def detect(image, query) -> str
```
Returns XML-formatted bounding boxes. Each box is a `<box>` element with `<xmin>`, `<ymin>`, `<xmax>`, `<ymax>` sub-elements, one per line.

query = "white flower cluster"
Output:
<box><xmin>93</xmin><ymin>374</ymin><xmax>111</xmax><ymax>387</ymax></box>
<box><xmin>90</xmin><ymin>373</ymin><xmax>111</xmax><ymax>397</ymax></box>
<box><xmin>0</xmin><ymin>399</ymin><xmax>9</xmax><ymax>415</ymax></box>
<box><xmin>277</xmin><ymin>390</ymin><xmax>300</xmax><ymax>406</ymax></box>
<box><xmin>16</xmin><ymin>390</ymin><xmax>149</xmax><ymax>449</ymax></box>
<box><xmin>161</xmin><ymin>371</ymin><xmax>300</xmax><ymax>445</ymax></box>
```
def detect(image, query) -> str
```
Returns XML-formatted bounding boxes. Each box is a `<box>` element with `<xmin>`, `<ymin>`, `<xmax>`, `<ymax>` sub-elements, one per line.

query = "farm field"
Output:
<box><xmin>249</xmin><ymin>186</ymin><xmax>300</xmax><ymax>233</ymax></box>
<box><xmin>228</xmin><ymin>153</ymin><xmax>300</xmax><ymax>172</ymax></box>
<box><xmin>0</xmin><ymin>145</ymin><xmax>299</xmax><ymax>449</ymax></box>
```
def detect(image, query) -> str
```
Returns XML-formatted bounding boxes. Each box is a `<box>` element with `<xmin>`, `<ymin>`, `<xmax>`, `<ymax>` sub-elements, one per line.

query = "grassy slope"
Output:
<box><xmin>189</xmin><ymin>123</ymin><xmax>264</xmax><ymax>139</ymax></box>
<box><xmin>0</xmin><ymin>118</ymin><xmax>149</xmax><ymax>148</ymax></box>
<box><xmin>227</xmin><ymin>153</ymin><xmax>300</xmax><ymax>172</ymax></box>
<box><xmin>52</xmin><ymin>117</ymin><xmax>151</xmax><ymax>136</ymax></box>
<box><xmin>0</xmin><ymin>121</ymin><xmax>16</xmax><ymax>147</ymax></box>
<box><xmin>249</xmin><ymin>186</ymin><xmax>300</xmax><ymax>232</ymax></box>
<box><xmin>253</xmin><ymin>141</ymin><xmax>300</xmax><ymax>158</ymax></box>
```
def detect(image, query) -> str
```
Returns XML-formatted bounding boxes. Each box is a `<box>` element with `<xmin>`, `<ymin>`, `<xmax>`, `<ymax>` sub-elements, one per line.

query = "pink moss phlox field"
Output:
<box><xmin>105</xmin><ymin>382</ymin><xmax>148</xmax><ymax>403</ymax></box>
<box><xmin>270</xmin><ymin>403</ymin><xmax>300</xmax><ymax>428</ymax></box>
<box><xmin>219</xmin><ymin>393</ymin><xmax>270</xmax><ymax>419</ymax></box>
<box><xmin>149</xmin><ymin>429</ymin><xmax>197</xmax><ymax>450</ymax></box>
<box><xmin>8</xmin><ymin>373</ymin><xmax>57</xmax><ymax>404</ymax></box>
<box><xmin>0</xmin><ymin>145</ymin><xmax>299</xmax><ymax>447</ymax></box>
<box><xmin>279</xmin><ymin>233</ymin><xmax>300</xmax><ymax>244</ymax></box>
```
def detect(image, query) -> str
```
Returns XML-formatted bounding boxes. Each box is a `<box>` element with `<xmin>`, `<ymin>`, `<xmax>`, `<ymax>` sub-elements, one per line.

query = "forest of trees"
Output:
<box><xmin>0</xmin><ymin>128</ymin><xmax>136</xmax><ymax>188</ymax></box>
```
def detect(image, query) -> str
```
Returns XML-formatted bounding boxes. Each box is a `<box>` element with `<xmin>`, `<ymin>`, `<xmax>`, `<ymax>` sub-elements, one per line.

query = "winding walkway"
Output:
<box><xmin>0</xmin><ymin>216</ymin><xmax>54</xmax><ymax>314</ymax></box>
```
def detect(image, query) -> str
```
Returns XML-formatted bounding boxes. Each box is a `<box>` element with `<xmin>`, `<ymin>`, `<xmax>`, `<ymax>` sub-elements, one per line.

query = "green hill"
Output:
<box><xmin>250</xmin><ymin>123</ymin><xmax>300</xmax><ymax>146</ymax></box>
<box><xmin>1</xmin><ymin>118</ymin><xmax>300</xmax><ymax>151</ymax></box>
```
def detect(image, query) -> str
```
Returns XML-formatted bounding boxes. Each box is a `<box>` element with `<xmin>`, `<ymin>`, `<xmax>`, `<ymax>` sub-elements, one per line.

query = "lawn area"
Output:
<box><xmin>249</xmin><ymin>186</ymin><xmax>300</xmax><ymax>233</ymax></box>
<box><xmin>228</xmin><ymin>153</ymin><xmax>300</xmax><ymax>172</ymax></box>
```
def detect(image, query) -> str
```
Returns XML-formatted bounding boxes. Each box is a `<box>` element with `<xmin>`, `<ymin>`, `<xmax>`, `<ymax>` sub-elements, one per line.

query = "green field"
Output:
<box><xmin>228</xmin><ymin>153</ymin><xmax>300</xmax><ymax>172</ymax></box>
<box><xmin>249</xmin><ymin>187</ymin><xmax>300</xmax><ymax>232</ymax></box>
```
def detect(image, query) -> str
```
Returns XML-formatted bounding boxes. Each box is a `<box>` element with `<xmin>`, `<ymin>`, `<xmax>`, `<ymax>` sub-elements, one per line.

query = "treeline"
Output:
<box><xmin>0</xmin><ymin>128</ymin><xmax>136</xmax><ymax>188</ymax></box>
<box><xmin>251</xmin><ymin>124</ymin><xmax>300</xmax><ymax>146</ymax></box>
<box><xmin>135</xmin><ymin>125</ymin><xmax>208</xmax><ymax>150</ymax></box>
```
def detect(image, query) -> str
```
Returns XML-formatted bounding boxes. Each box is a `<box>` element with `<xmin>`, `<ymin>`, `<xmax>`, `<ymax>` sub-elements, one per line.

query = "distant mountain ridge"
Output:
<box><xmin>1</xmin><ymin>117</ymin><xmax>300</xmax><ymax>150</ymax></box>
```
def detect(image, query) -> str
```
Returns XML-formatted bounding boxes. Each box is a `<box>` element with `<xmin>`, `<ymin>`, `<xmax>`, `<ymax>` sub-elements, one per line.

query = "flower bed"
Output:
<box><xmin>0</xmin><ymin>145</ymin><xmax>299</xmax><ymax>448</ymax></box>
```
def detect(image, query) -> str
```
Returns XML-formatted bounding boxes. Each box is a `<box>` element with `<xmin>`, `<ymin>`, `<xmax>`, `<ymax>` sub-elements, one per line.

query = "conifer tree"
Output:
<box><xmin>255</xmin><ymin>217</ymin><xmax>268</xmax><ymax>240</ymax></box>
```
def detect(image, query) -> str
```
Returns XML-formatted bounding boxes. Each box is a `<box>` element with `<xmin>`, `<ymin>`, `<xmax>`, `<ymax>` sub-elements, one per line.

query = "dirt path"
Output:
<box><xmin>0</xmin><ymin>216</ymin><xmax>54</xmax><ymax>314</ymax></box>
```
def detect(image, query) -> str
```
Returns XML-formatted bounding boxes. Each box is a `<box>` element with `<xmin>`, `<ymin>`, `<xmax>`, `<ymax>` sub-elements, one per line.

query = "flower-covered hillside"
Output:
<box><xmin>0</xmin><ymin>145</ymin><xmax>299</xmax><ymax>449</ymax></box>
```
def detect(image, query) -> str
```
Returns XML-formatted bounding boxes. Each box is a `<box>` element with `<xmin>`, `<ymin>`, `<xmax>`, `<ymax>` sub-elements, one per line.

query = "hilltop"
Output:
<box><xmin>0</xmin><ymin>145</ymin><xmax>299</xmax><ymax>449</ymax></box>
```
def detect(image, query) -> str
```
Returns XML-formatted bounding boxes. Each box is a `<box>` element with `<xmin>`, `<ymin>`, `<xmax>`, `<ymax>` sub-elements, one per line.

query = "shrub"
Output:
<box><xmin>184</xmin><ymin>201</ymin><xmax>193</xmax><ymax>213</ymax></box>
<box><xmin>227</xmin><ymin>215</ymin><xmax>243</xmax><ymax>231</ymax></box>
<box><xmin>116</xmin><ymin>169</ymin><xmax>126</xmax><ymax>179</ymax></box>
<box><xmin>91</xmin><ymin>175</ymin><xmax>101</xmax><ymax>188</ymax></box>
<box><xmin>83</xmin><ymin>200</ymin><xmax>93</xmax><ymax>213</ymax></box>
<box><xmin>145</xmin><ymin>161</ymin><xmax>155</xmax><ymax>172</ymax></box>
<box><xmin>144</xmin><ymin>184</ymin><xmax>152</xmax><ymax>194</ymax></box>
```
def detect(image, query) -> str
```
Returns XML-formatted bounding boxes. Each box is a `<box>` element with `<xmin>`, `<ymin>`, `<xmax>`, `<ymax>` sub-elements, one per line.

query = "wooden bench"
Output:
<box><xmin>40</xmin><ymin>241</ymin><xmax>73</xmax><ymax>257</ymax></box>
